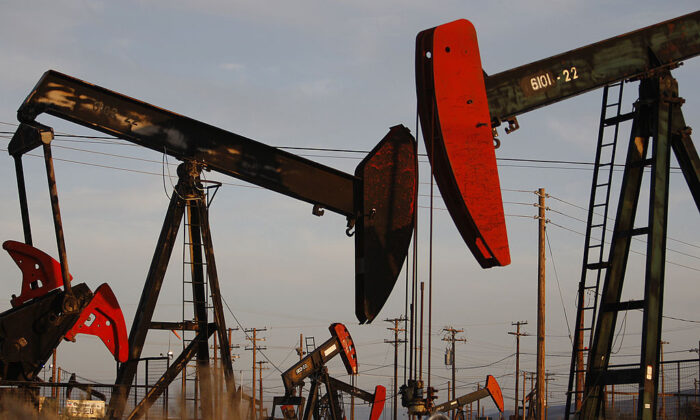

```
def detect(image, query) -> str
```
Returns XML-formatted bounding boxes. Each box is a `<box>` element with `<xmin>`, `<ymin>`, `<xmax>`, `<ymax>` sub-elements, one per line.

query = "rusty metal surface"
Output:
<box><xmin>0</xmin><ymin>284</ymin><xmax>91</xmax><ymax>381</ymax></box>
<box><xmin>16</xmin><ymin>71</ymin><xmax>418</xmax><ymax>326</ymax></box>
<box><xmin>485</xmin><ymin>11</ymin><xmax>700</xmax><ymax>125</ymax></box>
<box><xmin>416</xmin><ymin>20</ymin><xmax>510</xmax><ymax>268</ymax></box>
<box><xmin>18</xmin><ymin>70</ymin><xmax>356</xmax><ymax>217</ymax></box>
<box><xmin>354</xmin><ymin>125</ymin><xmax>417</xmax><ymax>323</ymax></box>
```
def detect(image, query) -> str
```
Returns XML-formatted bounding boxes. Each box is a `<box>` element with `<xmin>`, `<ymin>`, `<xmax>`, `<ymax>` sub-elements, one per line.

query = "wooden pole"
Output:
<box><xmin>523</xmin><ymin>372</ymin><xmax>527</xmax><ymax>419</ymax></box>
<box><xmin>252</xmin><ymin>328</ymin><xmax>257</xmax><ymax>420</ymax></box>
<box><xmin>536</xmin><ymin>188</ymin><xmax>546</xmax><ymax>420</ymax></box>
<box><xmin>509</xmin><ymin>321</ymin><xmax>529</xmax><ymax>420</ymax></box>
<box><xmin>245</xmin><ymin>327</ymin><xmax>266</xmax><ymax>420</ymax></box>
<box><xmin>257</xmin><ymin>361</ymin><xmax>267</xmax><ymax>420</ymax></box>
<box><xmin>476</xmin><ymin>382</ymin><xmax>480</xmax><ymax>418</ymax></box>
<box><xmin>386</xmin><ymin>317</ymin><xmax>406</xmax><ymax>420</ymax></box>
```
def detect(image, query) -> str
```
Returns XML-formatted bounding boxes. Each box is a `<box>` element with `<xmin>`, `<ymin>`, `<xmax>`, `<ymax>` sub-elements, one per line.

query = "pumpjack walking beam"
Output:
<box><xmin>13</xmin><ymin>70</ymin><xmax>418</xmax><ymax>419</ymax></box>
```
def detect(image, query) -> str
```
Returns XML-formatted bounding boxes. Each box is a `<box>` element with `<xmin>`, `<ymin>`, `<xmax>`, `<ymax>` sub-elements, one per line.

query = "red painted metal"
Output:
<box><xmin>416</xmin><ymin>20</ymin><xmax>510</xmax><ymax>267</ymax></box>
<box><xmin>330</xmin><ymin>323</ymin><xmax>358</xmax><ymax>375</ymax></box>
<box><xmin>485</xmin><ymin>374</ymin><xmax>504</xmax><ymax>412</ymax></box>
<box><xmin>65</xmin><ymin>283</ymin><xmax>129</xmax><ymax>362</ymax></box>
<box><xmin>369</xmin><ymin>385</ymin><xmax>386</xmax><ymax>420</ymax></box>
<box><xmin>3</xmin><ymin>240</ymin><xmax>72</xmax><ymax>307</ymax></box>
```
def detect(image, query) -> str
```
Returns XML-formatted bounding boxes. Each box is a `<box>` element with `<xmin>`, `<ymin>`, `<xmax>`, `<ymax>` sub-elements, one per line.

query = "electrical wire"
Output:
<box><xmin>219</xmin><ymin>294</ymin><xmax>283</xmax><ymax>374</ymax></box>
<box><xmin>545</xmin><ymin>230</ymin><xmax>573</xmax><ymax>342</ymax></box>
<box><xmin>0</xmin><ymin>126</ymin><xmax>687</xmax><ymax>171</ymax></box>
<box><xmin>547</xmin><ymin>192</ymin><xmax>700</xmax><ymax>251</ymax></box>
<box><xmin>546</xmin><ymin>220</ymin><xmax>700</xmax><ymax>272</ymax></box>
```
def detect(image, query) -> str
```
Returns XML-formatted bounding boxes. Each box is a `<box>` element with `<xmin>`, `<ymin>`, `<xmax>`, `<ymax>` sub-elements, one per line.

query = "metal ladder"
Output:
<box><xmin>181</xmin><ymin>184</ymin><xmax>220</xmax><ymax>420</ymax></box>
<box><xmin>305</xmin><ymin>336</ymin><xmax>317</xmax><ymax>355</ymax></box>
<box><xmin>564</xmin><ymin>81</ymin><xmax>633</xmax><ymax>419</ymax></box>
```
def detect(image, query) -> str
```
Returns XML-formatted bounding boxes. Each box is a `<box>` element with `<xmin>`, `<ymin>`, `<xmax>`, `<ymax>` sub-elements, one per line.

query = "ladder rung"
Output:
<box><xmin>632</xmin><ymin>158</ymin><xmax>654</xmax><ymax>168</ymax></box>
<box><xmin>619</xmin><ymin>227</ymin><xmax>649</xmax><ymax>237</ymax></box>
<box><xmin>583</xmin><ymin>285</ymin><xmax>598</xmax><ymax>290</ymax></box>
<box><xmin>590</xmin><ymin>223</ymin><xmax>605</xmax><ymax>229</ymax></box>
<box><xmin>597</xmin><ymin>162</ymin><xmax>613</xmax><ymax>167</ymax></box>
<box><xmin>588</xmin><ymin>243</ymin><xmax>603</xmax><ymax>248</ymax></box>
<box><xmin>600</xmin><ymin>142</ymin><xmax>616</xmax><ymax>148</ymax></box>
<box><xmin>604</xmin><ymin>112</ymin><xmax>635</xmax><ymax>126</ymax></box>
<box><xmin>595</xmin><ymin>182</ymin><xmax>610</xmax><ymax>188</ymax></box>
<box><xmin>595</xmin><ymin>368</ymin><xmax>640</xmax><ymax>385</ymax></box>
<box><xmin>602</xmin><ymin>299</ymin><xmax>644</xmax><ymax>312</ymax></box>
<box><xmin>592</xmin><ymin>203</ymin><xmax>607</xmax><ymax>208</ymax></box>
<box><xmin>586</xmin><ymin>261</ymin><xmax>609</xmax><ymax>270</ymax></box>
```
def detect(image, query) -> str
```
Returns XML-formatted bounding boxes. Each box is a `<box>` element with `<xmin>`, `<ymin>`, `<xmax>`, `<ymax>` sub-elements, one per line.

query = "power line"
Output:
<box><xmin>544</xmin><ymin>230</ymin><xmax>572</xmax><ymax>342</ymax></box>
<box><xmin>0</xmin><ymin>126</ymin><xmax>687</xmax><ymax>171</ymax></box>
<box><xmin>546</xmin><ymin>220</ymin><xmax>700</xmax><ymax>272</ymax></box>
<box><xmin>547</xmin><ymin>192</ymin><xmax>700</xmax><ymax>250</ymax></box>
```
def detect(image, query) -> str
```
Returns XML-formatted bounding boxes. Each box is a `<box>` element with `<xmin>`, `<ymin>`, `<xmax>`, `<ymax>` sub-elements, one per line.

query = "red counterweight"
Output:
<box><xmin>65</xmin><ymin>283</ymin><xmax>129</xmax><ymax>363</ymax></box>
<box><xmin>416</xmin><ymin>19</ymin><xmax>510</xmax><ymax>268</ymax></box>
<box><xmin>4</xmin><ymin>240</ymin><xmax>73</xmax><ymax>307</ymax></box>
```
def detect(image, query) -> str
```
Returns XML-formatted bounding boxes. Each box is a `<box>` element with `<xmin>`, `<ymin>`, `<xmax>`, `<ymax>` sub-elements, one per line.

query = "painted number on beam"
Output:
<box><xmin>521</xmin><ymin>66</ymin><xmax>579</xmax><ymax>96</ymax></box>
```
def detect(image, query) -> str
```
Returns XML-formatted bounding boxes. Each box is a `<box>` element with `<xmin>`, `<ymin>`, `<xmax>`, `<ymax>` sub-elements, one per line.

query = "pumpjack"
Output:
<box><xmin>415</xmin><ymin>11</ymin><xmax>699</xmax><ymax>420</ymax></box>
<box><xmin>5</xmin><ymin>70</ymin><xmax>418</xmax><ymax>419</ymax></box>
<box><xmin>0</xmin><ymin>240</ymin><xmax>128</xmax><ymax>381</ymax></box>
<box><xmin>400</xmin><ymin>375</ymin><xmax>503</xmax><ymax>419</ymax></box>
<box><xmin>269</xmin><ymin>323</ymin><xmax>385</xmax><ymax>420</ymax></box>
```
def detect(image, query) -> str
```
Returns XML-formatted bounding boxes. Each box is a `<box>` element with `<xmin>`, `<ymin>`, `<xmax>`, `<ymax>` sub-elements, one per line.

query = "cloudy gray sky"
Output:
<box><xmin>1</xmin><ymin>1</ymin><xmax>698</xmax><ymax>416</ymax></box>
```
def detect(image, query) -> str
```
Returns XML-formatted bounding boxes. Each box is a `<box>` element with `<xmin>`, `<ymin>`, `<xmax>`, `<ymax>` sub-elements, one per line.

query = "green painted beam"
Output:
<box><xmin>485</xmin><ymin>11</ymin><xmax>700</xmax><ymax>125</ymax></box>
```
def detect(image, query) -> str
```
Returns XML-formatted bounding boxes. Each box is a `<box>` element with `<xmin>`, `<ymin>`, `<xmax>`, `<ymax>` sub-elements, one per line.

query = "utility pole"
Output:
<box><xmin>536</xmin><ymin>188</ymin><xmax>546</xmax><ymax>420</ymax></box>
<box><xmin>522</xmin><ymin>371</ymin><xmax>527</xmax><ymax>420</ymax></box>
<box><xmin>385</xmin><ymin>316</ymin><xmax>407</xmax><ymax>420</ymax></box>
<box><xmin>509</xmin><ymin>321</ymin><xmax>529</xmax><ymax>420</ymax></box>
<box><xmin>245</xmin><ymin>327</ymin><xmax>267</xmax><ymax>420</ymax></box>
<box><xmin>476</xmin><ymin>382</ymin><xmax>481</xmax><ymax>419</ymax></box>
<box><xmin>351</xmin><ymin>374</ymin><xmax>355</xmax><ymax>420</ymax></box>
<box><xmin>543</xmin><ymin>373</ymin><xmax>555</xmax><ymax>420</ymax></box>
<box><xmin>257</xmin><ymin>360</ymin><xmax>268</xmax><ymax>420</ymax></box>
<box><xmin>443</xmin><ymin>327</ymin><xmax>466</xmax><ymax>420</ymax></box>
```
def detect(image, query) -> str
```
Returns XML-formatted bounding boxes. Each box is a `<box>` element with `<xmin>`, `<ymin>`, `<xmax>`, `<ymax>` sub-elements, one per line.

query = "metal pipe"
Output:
<box><xmin>42</xmin><ymin>143</ymin><xmax>73</xmax><ymax>297</ymax></box>
<box><xmin>419</xmin><ymin>282</ymin><xmax>424</xmax><ymax>381</ymax></box>
<box><xmin>13</xmin><ymin>156</ymin><xmax>33</xmax><ymax>245</ymax></box>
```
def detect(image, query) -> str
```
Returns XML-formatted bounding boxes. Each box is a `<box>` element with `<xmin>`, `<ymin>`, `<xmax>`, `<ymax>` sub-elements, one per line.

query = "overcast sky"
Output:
<box><xmin>1</xmin><ymin>1</ymin><xmax>698</xmax><ymax>416</ymax></box>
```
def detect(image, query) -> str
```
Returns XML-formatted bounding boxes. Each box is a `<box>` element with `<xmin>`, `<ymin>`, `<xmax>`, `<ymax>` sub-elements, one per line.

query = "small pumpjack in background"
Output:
<box><xmin>269</xmin><ymin>323</ymin><xmax>386</xmax><ymax>420</ymax></box>
<box><xmin>400</xmin><ymin>375</ymin><xmax>503</xmax><ymax>419</ymax></box>
<box><xmin>0</xmin><ymin>240</ymin><xmax>128</xmax><ymax>381</ymax></box>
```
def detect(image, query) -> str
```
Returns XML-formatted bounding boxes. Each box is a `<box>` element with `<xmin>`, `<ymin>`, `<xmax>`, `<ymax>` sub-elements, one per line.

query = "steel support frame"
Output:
<box><xmin>300</xmin><ymin>370</ymin><xmax>344</xmax><ymax>420</ymax></box>
<box><xmin>126</xmin><ymin>326</ymin><xmax>216</xmax><ymax>420</ymax></box>
<box><xmin>108</xmin><ymin>162</ymin><xmax>236</xmax><ymax>419</ymax></box>
<box><xmin>580</xmin><ymin>72</ymin><xmax>699</xmax><ymax>419</ymax></box>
